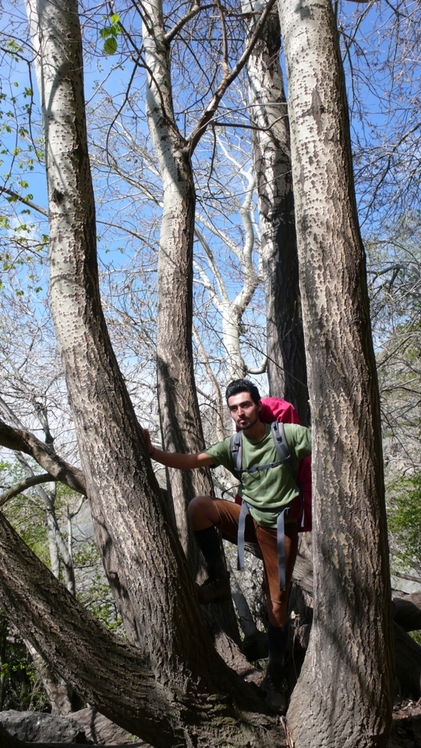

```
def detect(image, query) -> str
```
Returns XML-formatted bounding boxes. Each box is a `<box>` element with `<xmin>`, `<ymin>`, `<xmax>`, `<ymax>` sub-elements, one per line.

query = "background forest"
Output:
<box><xmin>0</xmin><ymin>0</ymin><xmax>420</xmax><ymax>746</ymax></box>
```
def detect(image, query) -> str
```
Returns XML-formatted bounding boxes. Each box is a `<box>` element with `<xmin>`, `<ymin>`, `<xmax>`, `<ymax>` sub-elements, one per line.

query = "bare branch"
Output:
<box><xmin>0</xmin><ymin>418</ymin><xmax>86</xmax><ymax>496</ymax></box>
<box><xmin>188</xmin><ymin>0</ymin><xmax>278</xmax><ymax>151</ymax></box>
<box><xmin>0</xmin><ymin>186</ymin><xmax>48</xmax><ymax>217</ymax></box>
<box><xmin>0</xmin><ymin>473</ymin><xmax>54</xmax><ymax>507</ymax></box>
<box><xmin>165</xmin><ymin>3</ymin><xmax>215</xmax><ymax>44</ymax></box>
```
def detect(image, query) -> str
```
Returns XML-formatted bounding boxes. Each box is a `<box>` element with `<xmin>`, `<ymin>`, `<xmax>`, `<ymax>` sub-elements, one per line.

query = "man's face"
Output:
<box><xmin>227</xmin><ymin>392</ymin><xmax>261</xmax><ymax>431</ymax></box>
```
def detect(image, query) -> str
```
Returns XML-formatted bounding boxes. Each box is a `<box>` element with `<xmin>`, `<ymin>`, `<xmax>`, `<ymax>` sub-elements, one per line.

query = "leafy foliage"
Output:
<box><xmin>388</xmin><ymin>473</ymin><xmax>421</xmax><ymax>574</ymax></box>
<box><xmin>0</xmin><ymin>612</ymin><xmax>50</xmax><ymax>712</ymax></box>
<box><xmin>100</xmin><ymin>14</ymin><xmax>121</xmax><ymax>55</ymax></box>
<box><xmin>75</xmin><ymin>543</ymin><xmax>123</xmax><ymax>635</ymax></box>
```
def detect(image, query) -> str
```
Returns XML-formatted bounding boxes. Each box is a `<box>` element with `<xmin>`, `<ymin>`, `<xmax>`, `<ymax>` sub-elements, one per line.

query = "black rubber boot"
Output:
<box><xmin>260</xmin><ymin>623</ymin><xmax>289</xmax><ymax>712</ymax></box>
<box><xmin>194</xmin><ymin>526</ymin><xmax>226</xmax><ymax>576</ymax></box>
<box><xmin>194</xmin><ymin>527</ymin><xmax>231</xmax><ymax>604</ymax></box>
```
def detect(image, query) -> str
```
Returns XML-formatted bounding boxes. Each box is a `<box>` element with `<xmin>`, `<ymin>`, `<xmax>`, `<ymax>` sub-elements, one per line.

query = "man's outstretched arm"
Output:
<box><xmin>142</xmin><ymin>429</ymin><xmax>214</xmax><ymax>470</ymax></box>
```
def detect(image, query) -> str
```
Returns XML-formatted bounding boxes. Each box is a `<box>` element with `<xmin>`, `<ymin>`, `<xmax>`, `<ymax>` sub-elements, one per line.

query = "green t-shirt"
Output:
<box><xmin>206</xmin><ymin>423</ymin><xmax>311</xmax><ymax>528</ymax></box>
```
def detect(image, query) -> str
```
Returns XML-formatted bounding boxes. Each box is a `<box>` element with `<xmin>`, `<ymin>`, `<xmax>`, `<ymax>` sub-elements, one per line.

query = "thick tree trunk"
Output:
<box><xmin>277</xmin><ymin>0</ymin><xmax>394</xmax><ymax>745</ymax></box>
<box><xmin>247</xmin><ymin>11</ymin><xmax>308</xmax><ymax>423</ymax></box>
<box><xmin>24</xmin><ymin>0</ymin><xmax>230</xmax><ymax>689</ymax></box>
<box><xmin>19</xmin><ymin>3</ymin><xmax>277</xmax><ymax>744</ymax></box>
<box><xmin>290</xmin><ymin>554</ymin><xmax>421</xmax><ymax>699</ymax></box>
<box><xmin>0</xmin><ymin>511</ymin><xmax>283</xmax><ymax>748</ymax></box>
<box><xmin>142</xmin><ymin>0</ymin><xmax>240</xmax><ymax>644</ymax></box>
<box><xmin>143</xmin><ymin>0</ymin><xmax>215</xmax><ymax>565</ymax></box>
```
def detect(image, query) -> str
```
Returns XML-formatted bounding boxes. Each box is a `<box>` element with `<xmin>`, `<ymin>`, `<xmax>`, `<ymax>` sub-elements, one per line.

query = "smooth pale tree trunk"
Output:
<box><xmin>276</xmin><ymin>0</ymin><xmax>394</xmax><ymax>745</ymax></box>
<box><xmin>247</xmin><ymin>10</ymin><xmax>309</xmax><ymax>423</ymax></box>
<box><xmin>194</xmin><ymin>178</ymin><xmax>261</xmax><ymax>382</ymax></box>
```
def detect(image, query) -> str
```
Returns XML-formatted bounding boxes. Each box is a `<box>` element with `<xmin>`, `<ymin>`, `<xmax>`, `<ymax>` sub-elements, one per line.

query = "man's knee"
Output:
<box><xmin>188</xmin><ymin>495</ymin><xmax>219</xmax><ymax>530</ymax></box>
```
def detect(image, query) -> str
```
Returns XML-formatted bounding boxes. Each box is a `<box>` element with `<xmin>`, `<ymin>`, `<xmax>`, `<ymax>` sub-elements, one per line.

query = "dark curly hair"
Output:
<box><xmin>225</xmin><ymin>379</ymin><xmax>261</xmax><ymax>405</ymax></box>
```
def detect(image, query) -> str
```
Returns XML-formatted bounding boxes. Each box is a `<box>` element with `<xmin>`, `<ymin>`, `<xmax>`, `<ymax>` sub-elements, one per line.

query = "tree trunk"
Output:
<box><xmin>276</xmin><ymin>0</ymin><xmax>395</xmax><ymax>745</ymax></box>
<box><xmin>290</xmin><ymin>554</ymin><xmax>421</xmax><ymax>700</ymax></box>
<box><xmin>25</xmin><ymin>641</ymin><xmax>74</xmax><ymax>716</ymax></box>
<box><xmin>0</xmin><ymin>510</ymin><xmax>284</xmax><ymax>748</ymax></box>
<box><xmin>247</xmin><ymin>11</ymin><xmax>309</xmax><ymax>423</ymax></box>
<box><xmin>142</xmin><ymin>0</ymin><xmax>215</xmax><ymax>563</ymax></box>
<box><xmin>142</xmin><ymin>0</ymin><xmax>240</xmax><ymax>644</ymax></box>
<box><xmin>20</xmin><ymin>2</ymin><xmax>280</xmax><ymax>744</ymax></box>
<box><xmin>24</xmin><ymin>0</ymin><xmax>228</xmax><ymax>686</ymax></box>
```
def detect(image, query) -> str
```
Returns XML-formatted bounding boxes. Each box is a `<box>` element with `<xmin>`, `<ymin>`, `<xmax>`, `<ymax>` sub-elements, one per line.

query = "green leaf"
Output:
<box><xmin>104</xmin><ymin>37</ymin><xmax>118</xmax><ymax>55</ymax></box>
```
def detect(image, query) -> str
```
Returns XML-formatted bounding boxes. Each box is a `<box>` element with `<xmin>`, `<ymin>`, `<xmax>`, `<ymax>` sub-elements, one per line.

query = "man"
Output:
<box><xmin>143</xmin><ymin>379</ymin><xmax>311</xmax><ymax>711</ymax></box>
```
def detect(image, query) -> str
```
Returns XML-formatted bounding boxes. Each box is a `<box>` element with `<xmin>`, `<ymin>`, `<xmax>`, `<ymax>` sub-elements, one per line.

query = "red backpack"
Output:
<box><xmin>232</xmin><ymin>396</ymin><xmax>312</xmax><ymax>532</ymax></box>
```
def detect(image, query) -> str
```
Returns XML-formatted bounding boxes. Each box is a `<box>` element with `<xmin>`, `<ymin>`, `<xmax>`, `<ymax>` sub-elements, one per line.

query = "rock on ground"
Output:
<box><xmin>0</xmin><ymin>711</ymin><xmax>88</xmax><ymax>744</ymax></box>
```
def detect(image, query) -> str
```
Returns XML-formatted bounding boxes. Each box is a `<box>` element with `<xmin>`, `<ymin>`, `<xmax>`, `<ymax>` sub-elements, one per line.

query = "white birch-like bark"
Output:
<box><xmin>194</xmin><ymin>159</ymin><xmax>260</xmax><ymax>382</ymax></box>
<box><xmin>276</xmin><ymin>0</ymin><xmax>394</xmax><ymax>744</ymax></box>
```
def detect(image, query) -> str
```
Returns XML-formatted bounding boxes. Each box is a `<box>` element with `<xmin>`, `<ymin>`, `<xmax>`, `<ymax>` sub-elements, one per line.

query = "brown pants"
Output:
<box><xmin>212</xmin><ymin>498</ymin><xmax>298</xmax><ymax>610</ymax></box>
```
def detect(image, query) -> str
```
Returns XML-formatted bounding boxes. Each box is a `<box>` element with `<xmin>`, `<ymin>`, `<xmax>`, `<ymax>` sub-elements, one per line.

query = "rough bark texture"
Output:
<box><xmin>142</xmin><ymin>0</ymin><xmax>241</xmax><ymax>646</ymax></box>
<box><xmin>143</xmin><ymin>0</ymin><xmax>215</xmax><ymax>563</ymax></box>
<box><xmin>0</xmin><ymin>509</ymin><xmax>284</xmax><ymax>747</ymax></box>
<box><xmin>18</xmin><ymin>2</ymin><xmax>284</xmax><ymax>745</ymax></box>
<box><xmin>247</xmin><ymin>11</ymin><xmax>309</xmax><ymax>423</ymax></box>
<box><xmin>25</xmin><ymin>0</ymin><xmax>230</xmax><ymax>694</ymax></box>
<box><xmin>276</xmin><ymin>0</ymin><xmax>395</xmax><ymax>745</ymax></box>
<box><xmin>290</xmin><ymin>550</ymin><xmax>421</xmax><ymax>700</ymax></box>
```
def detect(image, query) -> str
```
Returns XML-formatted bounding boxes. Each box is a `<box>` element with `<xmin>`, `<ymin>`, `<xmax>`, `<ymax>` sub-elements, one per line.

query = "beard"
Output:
<box><xmin>239</xmin><ymin>414</ymin><xmax>260</xmax><ymax>431</ymax></box>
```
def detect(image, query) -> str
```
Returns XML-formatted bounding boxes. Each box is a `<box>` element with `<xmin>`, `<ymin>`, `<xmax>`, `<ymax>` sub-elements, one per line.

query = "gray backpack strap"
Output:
<box><xmin>268</xmin><ymin>422</ymin><xmax>296</xmax><ymax>589</ymax></box>
<box><xmin>271</xmin><ymin>421</ymin><xmax>290</xmax><ymax>463</ymax></box>
<box><xmin>237</xmin><ymin>500</ymin><xmax>250</xmax><ymax>571</ymax></box>
<box><xmin>272</xmin><ymin>421</ymin><xmax>305</xmax><ymax>528</ymax></box>
<box><xmin>271</xmin><ymin>422</ymin><xmax>299</xmax><ymax>484</ymax></box>
<box><xmin>277</xmin><ymin>506</ymin><xmax>290</xmax><ymax>591</ymax></box>
<box><xmin>230</xmin><ymin>430</ymin><xmax>242</xmax><ymax>479</ymax></box>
